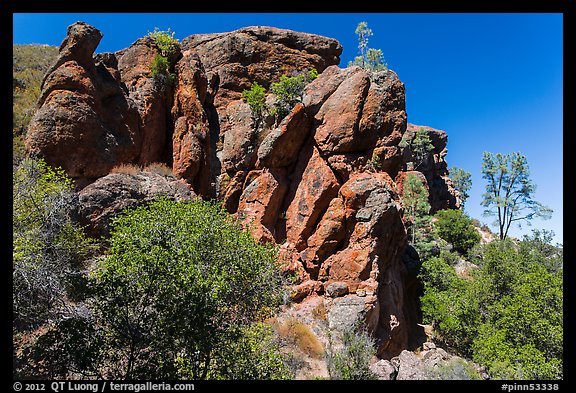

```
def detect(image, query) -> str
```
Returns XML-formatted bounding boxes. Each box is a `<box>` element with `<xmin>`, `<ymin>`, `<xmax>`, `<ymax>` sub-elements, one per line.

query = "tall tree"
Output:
<box><xmin>401</xmin><ymin>173</ymin><xmax>432</xmax><ymax>246</ymax></box>
<box><xmin>449</xmin><ymin>166</ymin><xmax>472</xmax><ymax>208</ymax></box>
<box><xmin>349</xmin><ymin>22</ymin><xmax>387</xmax><ymax>71</ymax></box>
<box><xmin>481</xmin><ymin>152</ymin><xmax>552</xmax><ymax>240</ymax></box>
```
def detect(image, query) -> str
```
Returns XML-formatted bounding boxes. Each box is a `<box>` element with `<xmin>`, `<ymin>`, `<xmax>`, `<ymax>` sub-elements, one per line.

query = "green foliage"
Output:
<box><xmin>13</xmin><ymin>158</ymin><xmax>95</xmax><ymax>330</ymax></box>
<box><xmin>427</xmin><ymin>357</ymin><xmax>482</xmax><ymax>380</ymax></box>
<box><xmin>419</xmin><ymin>256</ymin><xmax>479</xmax><ymax>353</ymax></box>
<box><xmin>13</xmin><ymin>44</ymin><xmax>59</xmax><ymax>164</ymax></box>
<box><xmin>147</xmin><ymin>27</ymin><xmax>180</xmax><ymax>57</ymax></box>
<box><xmin>56</xmin><ymin>198</ymin><xmax>287</xmax><ymax>379</ymax></box>
<box><xmin>242</xmin><ymin>81</ymin><xmax>267</xmax><ymax>121</ymax></box>
<box><xmin>206</xmin><ymin>322</ymin><xmax>293</xmax><ymax>380</ymax></box>
<box><xmin>147</xmin><ymin>28</ymin><xmax>179</xmax><ymax>84</ymax></box>
<box><xmin>270</xmin><ymin>69</ymin><xmax>318</xmax><ymax>119</ymax></box>
<box><xmin>326</xmin><ymin>326</ymin><xmax>377</xmax><ymax>380</ymax></box>
<box><xmin>481</xmin><ymin>152</ymin><xmax>552</xmax><ymax>240</ymax></box>
<box><xmin>349</xmin><ymin>22</ymin><xmax>388</xmax><ymax>72</ymax></box>
<box><xmin>150</xmin><ymin>53</ymin><xmax>169</xmax><ymax>78</ymax></box>
<box><xmin>419</xmin><ymin>236</ymin><xmax>563</xmax><ymax>379</ymax></box>
<box><xmin>448</xmin><ymin>166</ymin><xmax>472</xmax><ymax>208</ymax></box>
<box><xmin>434</xmin><ymin>209</ymin><xmax>481</xmax><ymax>256</ymax></box>
<box><xmin>411</xmin><ymin>127</ymin><xmax>434</xmax><ymax>168</ymax></box>
<box><xmin>401</xmin><ymin>173</ymin><xmax>432</xmax><ymax>248</ymax></box>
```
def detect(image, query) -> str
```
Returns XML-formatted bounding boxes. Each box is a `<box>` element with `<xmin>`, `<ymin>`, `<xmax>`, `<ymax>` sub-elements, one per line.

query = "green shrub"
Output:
<box><xmin>434</xmin><ymin>209</ymin><xmax>481</xmax><ymax>256</ymax></box>
<box><xmin>58</xmin><ymin>198</ymin><xmax>287</xmax><ymax>379</ymax></box>
<box><xmin>147</xmin><ymin>27</ymin><xmax>180</xmax><ymax>57</ymax></box>
<box><xmin>419</xmin><ymin>237</ymin><xmax>563</xmax><ymax>379</ymax></box>
<box><xmin>242</xmin><ymin>81</ymin><xmax>267</xmax><ymax>120</ymax></box>
<box><xmin>326</xmin><ymin>326</ymin><xmax>377</xmax><ymax>380</ymax></box>
<box><xmin>270</xmin><ymin>69</ymin><xmax>318</xmax><ymax>119</ymax></box>
<box><xmin>150</xmin><ymin>53</ymin><xmax>172</xmax><ymax>82</ymax></box>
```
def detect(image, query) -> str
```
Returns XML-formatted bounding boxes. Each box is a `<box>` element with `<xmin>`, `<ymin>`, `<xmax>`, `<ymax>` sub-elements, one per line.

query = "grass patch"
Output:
<box><xmin>276</xmin><ymin>317</ymin><xmax>324</xmax><ymax>359</ymax></box>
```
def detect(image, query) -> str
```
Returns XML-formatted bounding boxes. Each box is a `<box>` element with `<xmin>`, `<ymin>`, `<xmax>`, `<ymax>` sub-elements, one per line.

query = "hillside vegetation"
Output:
<box><xmin>13</xmin><ymin>44</ymin><xmax>59</xmax><ymax>164</ymax></box>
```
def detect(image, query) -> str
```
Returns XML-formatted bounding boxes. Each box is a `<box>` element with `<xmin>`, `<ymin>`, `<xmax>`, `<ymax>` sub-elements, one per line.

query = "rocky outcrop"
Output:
<box><xmin>25</xmin><ymin>22</ymin><xmax>141</xmax><ymax>186</ymax></box>
<box><xmin>401</xmin><ymin>123</ymin><xmax>460</xmax><ymax>212</ymax></box>
<box><xmin>25</xmin><ymin>22</ymin><xmax>461</xmax><ymax>360</ymax></box>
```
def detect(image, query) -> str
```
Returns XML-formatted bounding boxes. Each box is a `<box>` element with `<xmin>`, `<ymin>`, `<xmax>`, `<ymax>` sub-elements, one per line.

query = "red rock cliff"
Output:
<box><xmin>25</xmin><ymin>22</ymin><xmax>460</xmax><ymax>358</ymax></box>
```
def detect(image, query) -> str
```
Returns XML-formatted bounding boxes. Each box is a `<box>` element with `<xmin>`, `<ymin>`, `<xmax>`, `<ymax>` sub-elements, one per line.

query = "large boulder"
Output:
<box><xmin>78</xmin><ymin>170</ymin><xmax>196</xmax><ymax>237</ymax></box>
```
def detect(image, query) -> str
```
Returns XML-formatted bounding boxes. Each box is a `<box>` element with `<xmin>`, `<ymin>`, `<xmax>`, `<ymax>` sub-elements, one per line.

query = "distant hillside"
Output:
<box><xmin>13</xmin><ymin>44</ymin><xmax>59</xmax><ymax>163</ymax></box>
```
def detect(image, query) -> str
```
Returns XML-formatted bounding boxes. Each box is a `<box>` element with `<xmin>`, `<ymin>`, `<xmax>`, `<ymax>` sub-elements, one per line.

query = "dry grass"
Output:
<box><xmin>110</xmin><ymin>163</ymin><xmax>141</xmax><ymax>175</ymax></box>
<box><xmin>276</xmin><ymin>317</ymin><xmax>324</xmax><ymax>359</ymax></box>
<box><xmin>144</xmin><ymin>162</ymin><xmax>173</xmax><ymax>177</ymax></box>
<box><xmin>311</xmin><ymin>300</ymin><xmax>328</xmax><ymax>321</ymax></box>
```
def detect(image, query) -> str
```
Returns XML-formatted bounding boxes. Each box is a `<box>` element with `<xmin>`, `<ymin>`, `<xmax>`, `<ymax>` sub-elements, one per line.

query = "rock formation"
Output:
<box><xmin>25</xmin><ymin>22</ymin><xmax>460</xmax><ymax>359</ymax></box>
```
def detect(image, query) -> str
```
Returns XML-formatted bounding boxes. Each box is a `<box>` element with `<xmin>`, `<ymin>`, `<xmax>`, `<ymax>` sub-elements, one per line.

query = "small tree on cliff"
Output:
<box><xmin>481</xmin><ymin>152</ymin><xmax>552</xmax><ymax>240</ymax></box>
<box><xmin>349</xmin><ymin>22</ymin><xmax>388</xmax><ymax>72</ymax></box>
<box><xmin>401</xmin><ymin>173</ymin><xmax>432</xmax><ymax>247</ymax></box>
<box><xmin>449</xmin><ymin>166</ymin><xmax>473</xmax><ymax>209</ymax></box>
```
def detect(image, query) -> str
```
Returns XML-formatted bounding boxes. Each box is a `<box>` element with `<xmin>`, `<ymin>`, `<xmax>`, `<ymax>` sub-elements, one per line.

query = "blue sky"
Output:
<box><xmin>13</xmin><ymin>13</ymin><xmax>563</xmax><ymax>245</ymax></box>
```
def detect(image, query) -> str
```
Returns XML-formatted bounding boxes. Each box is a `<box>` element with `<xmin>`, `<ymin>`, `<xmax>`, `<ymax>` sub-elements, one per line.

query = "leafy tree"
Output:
<box><xmin>401</xmin><ymin>173</ymin><xmax>432</xmax><ymax>247</ymax></box>
<box><xmin>434</xmin><ymin>209</ymin><xmax>481</xmax><ymax>256</ymax></box>
<box><xmin>411</xmin><ymin>127</ymin><xmax>434</xmax><ymax>169</ymax></box>
<box><xmin>58</xmin><ymin>198</ymin><xmax>287</xmax><ymax>379</ymax></box>
<box><xmin>481</xmin><ymin>152</ymin><xmax>552</xmax><ymax>240</ymax></box>
<box><xmin>349</xmin><ymin>22</ymin><xmax>387</xmax><ymax>72</ymax></box>
<box><xmin>519</xmin><ymin>229</ymin><xmax>562</xmax><ymax>273</ymax></box>
<box><xmin>242</xmin><ymin>81</ymin><xmax>267</xmax><ymax>123</ymax></box>
<box><xmin>270</xmin><ymin>68</ymin><xmax>318</xmax><ymax>119</ymax></box>
<box><xmin>418</xmin><ymin>256</ymin><xmax>479</xmax><ymax>354</ymax></box>
<box><xmin>13</xmin><ymin>158</ymin><xmax>95</xmax><ymax>331</ymax></box>
<box><xmin>448</xmin><ymin>166</ymin><xmax>472</xmax><ymax>208</ymax></box>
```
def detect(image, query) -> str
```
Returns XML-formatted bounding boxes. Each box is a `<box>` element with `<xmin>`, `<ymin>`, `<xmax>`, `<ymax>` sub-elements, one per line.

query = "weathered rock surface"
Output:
<box><xmin>78</xmin><ymin>171</ymin><xmax>196</xmax><ymax>237</ymax></box>
<box><xmin>26</xmin><ymin>22</ymin><xmax>141</xmax><ymax>184</ymax></box>
<box><xmin>401</xmin><ymin>123</ymin><xmax>460</xmax><ymax>212</ymax></box>
<box><xmin>25</xmin><ymin>22</ymin><xmax>462</xmax><ymax>361</ymax></box>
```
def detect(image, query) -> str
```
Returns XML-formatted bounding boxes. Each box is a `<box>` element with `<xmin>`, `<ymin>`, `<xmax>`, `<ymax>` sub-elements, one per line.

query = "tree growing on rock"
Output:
<box><xmin>401</xmin><ymin>173</ymin><xmax>432</xmax><ymax>248</ymax></box>
<box><xmin>448</xmin><ymin>166</ymin><xmax>473</xmax><ymax>208</ymax></box>
<box><xmin>349</xmin><ymin>22</ymin><xmax>387</xmax><ymax>72</ymax></box>
<box><xmin>481</xmin><ymin>152</ymin><xmax>552</xmax><ymax>240</ymax></box>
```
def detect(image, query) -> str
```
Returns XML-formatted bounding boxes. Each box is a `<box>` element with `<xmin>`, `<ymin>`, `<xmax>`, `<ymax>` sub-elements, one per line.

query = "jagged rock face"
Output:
<box><xmin>25</xmin><ymin>22</ymin><xmax>460</xmax><ymax>359</ymax></box>
<box><xmin>401</xmin><ymin>123</ymin><xmax>460</xmax><ymax>212</ymax></box>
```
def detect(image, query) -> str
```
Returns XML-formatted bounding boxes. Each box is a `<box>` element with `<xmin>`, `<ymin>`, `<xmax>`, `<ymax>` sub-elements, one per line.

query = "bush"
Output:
<box><xmin>242</xmin><ymin>81</ymin><xmax>267</xmax><ymax>121</ymax></box>
<box><xmin>270</xmin><ymin>69</ymin><xmax>318</xmax><ymax>119</ymax></box>
<box><xmin>207</xmin><ymin>322</ymin><xmax>293</xmax><ymax>380</ymax></box>
<box><xmin>434</xmin><ymin>209</ymin><xmax>481</xmax><ymax>256</ymax></box>
<box><xmin>13</xmin><ymin>158</ymin><xmax>95</xmax><ymax>331</ymax></box>
<box><xmin>66</xmin><ymin>198</ymin><xmax>286</xmax><ymax>379</ymax></box>
<box><xmin>147</xmin><ymin>27</ymin><xmax>180</xmax><ymax>57</ymax></box>
<box><xmin>419</xmin><ymin>237</ymin><xmax>563</xmax><ymax>379</ymax></box>
<box><xmin>326</xmin><ymin>326</ymin><xmax>377</xmax><ymax>380</ymax></box>
<box><xmin>150</xmin><ymin>54</ymin><xmax>172</xmax><ymax>82</ymax></box>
